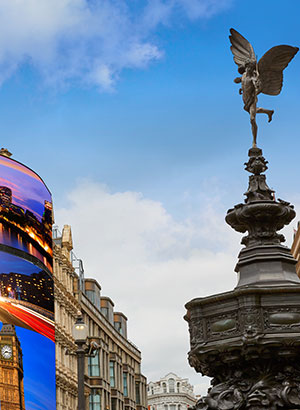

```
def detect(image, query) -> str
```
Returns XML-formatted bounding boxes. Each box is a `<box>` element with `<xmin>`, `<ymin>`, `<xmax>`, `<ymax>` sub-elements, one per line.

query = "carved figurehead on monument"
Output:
<box><xmin>229</xmin><ymin>28</ymin><xmax>298</xmax><ymax>148</ymax></box>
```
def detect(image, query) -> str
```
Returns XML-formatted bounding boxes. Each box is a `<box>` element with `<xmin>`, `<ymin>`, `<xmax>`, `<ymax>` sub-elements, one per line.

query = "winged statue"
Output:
<box><xmin>229</xmin><ymin>28</ymin><xmax>299</xmax><ymax>147</ymax></box>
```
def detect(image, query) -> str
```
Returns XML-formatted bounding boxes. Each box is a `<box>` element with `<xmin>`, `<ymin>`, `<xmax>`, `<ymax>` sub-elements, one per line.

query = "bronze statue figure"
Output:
<box><xmin>229</xmin><ymin>28</ymin><xmax>298</xmax><ymax>147</ymax></box>
<box><xmin>185</xmin><ymin>29</ymin><xmax>300</xmax><ymax>410</ymax></box>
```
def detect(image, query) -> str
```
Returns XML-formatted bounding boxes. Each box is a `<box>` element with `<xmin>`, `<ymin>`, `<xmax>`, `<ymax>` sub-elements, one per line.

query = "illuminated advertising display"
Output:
<box><xmin>0</xmin><ymin>155</ymin><xmax>55</xmax><ymax>410</ymax></box>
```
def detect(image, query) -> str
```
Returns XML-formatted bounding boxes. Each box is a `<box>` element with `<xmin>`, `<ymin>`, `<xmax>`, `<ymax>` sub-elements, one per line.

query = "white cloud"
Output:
<box><xmin>0</xmin><ymin>0</ymin><xmax>232</xmax><ymax>90</ymax></box>
<box><xmin>55</xmin><ymin>179</ymin><xmax>239</xmax><ymax>396</ymax></box>
<box><xmin>176</xmin><ymin>0</ymin><xmax>232</xmax><ymax>19</ymax></box>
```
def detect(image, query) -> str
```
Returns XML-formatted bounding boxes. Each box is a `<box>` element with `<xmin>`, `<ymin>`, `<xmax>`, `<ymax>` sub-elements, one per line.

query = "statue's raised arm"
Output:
<box><xmin>229</xmin><ymin>28</ymin><xmax>299</xmax><ymax>147</ymax></box>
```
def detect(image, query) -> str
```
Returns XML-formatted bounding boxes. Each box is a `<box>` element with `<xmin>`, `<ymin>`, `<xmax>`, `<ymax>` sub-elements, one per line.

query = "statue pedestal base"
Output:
<box><xmin>185</xmin><ymin>285</ymin><xmax>300</xmax><ymax>409</ymax></box>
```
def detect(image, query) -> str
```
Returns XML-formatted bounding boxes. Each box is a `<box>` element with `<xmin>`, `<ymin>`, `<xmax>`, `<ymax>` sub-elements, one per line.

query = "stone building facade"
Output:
<box><xmin>147</xmin><ymin>373</ymin><xmax>196</xmax><ymax>410</ymax></box>
<box><xmin>53</xmin><ymin>225</ymin><xmax>80</xmax><ymax>410</ymax></box>
<box><xmin>54</xmin><ymin>225</ymin><xmax>148</xmax><ymax>410</ymax></box>
<box><xmin>291</xmin><ymin>221</ymin><xmax>300</xmax><ymax>276</ymax></box>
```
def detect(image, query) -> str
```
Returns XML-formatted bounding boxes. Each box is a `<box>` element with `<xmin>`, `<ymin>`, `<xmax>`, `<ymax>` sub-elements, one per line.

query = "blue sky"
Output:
<box><xmin>0</xmin><ymin>0</ymin><xmax>299</xmax><ymax>213</ymax></box>
<box><xmin>0</xmin><ymin>0</ymin><xmax>300</xmax><ymax>396</ymax></box>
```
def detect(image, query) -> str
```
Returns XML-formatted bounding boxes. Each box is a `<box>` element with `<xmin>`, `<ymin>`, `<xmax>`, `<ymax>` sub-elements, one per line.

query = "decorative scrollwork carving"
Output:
<box><xmin>207</xmin><ymin>313</ymin><xmax>239</xmax><ymax>338</ymax></box>
<box><xmin>193</xmin><ymin>362</ymin><xmax>300</xmax><ymax>409</ymax></box>
<box><xmin>189</xmin><ymin>320</ymin><xmax>204</xmax><ymax>349</ymax></box>
<box><xmin>226</xmin><ymin>148</ymin><xmax>295</xmax><ymax>248</ymax></box>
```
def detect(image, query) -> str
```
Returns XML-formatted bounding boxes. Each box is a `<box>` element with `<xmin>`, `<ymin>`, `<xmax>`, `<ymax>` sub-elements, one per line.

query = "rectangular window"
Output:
<box><xmin>135</xmin><ymin>382</ymin><xmax>141</xmax><ymax>404</ymax></box>
<box><xmin>101</xmin><ymin>307</ymin><xmax>109</xmax><ymax>319</ymax></box>
<box><xmin>110</xmin><ymin>361</ymin><xmax>115</xmax><ymax>387</ymax></box>
<box><xmin>89</xmin><ymin>389</ymin><xmax>101</xmax><ymax>410</ymax></box>
<box><xmin>114</xmin><ymin>322</ymin><xmax>123</xmax><ymax>335</ymax></box>
<box><xmin>112</xmin><ymin>398</ymin><xmax>117</xmax><ymax>410</ymax></box>
<box><xmin>123</xmin><ymin>373</ymin><xmax>128</xmax><ymax>397</ymax></box>
<box><xmin>86</xmin><ymin>290</ymin><xmax>100</xmax><ymax>310</ymax></box>
<box><xmin>170</xmin><ymin>405</ymin><xmax>176</xmax><ymax>410</ymax></box>
<box><xmin>88</xmin><ymin>351</ymin><xmax>100</xmax><ymax>377</ymax></box>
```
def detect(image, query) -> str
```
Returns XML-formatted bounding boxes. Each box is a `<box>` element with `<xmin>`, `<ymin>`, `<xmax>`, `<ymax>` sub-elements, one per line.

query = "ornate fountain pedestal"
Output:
<box><xmin>185</xmin><ymin>148</ymin><xmax>300</xmax><ymax>409</ymax></box>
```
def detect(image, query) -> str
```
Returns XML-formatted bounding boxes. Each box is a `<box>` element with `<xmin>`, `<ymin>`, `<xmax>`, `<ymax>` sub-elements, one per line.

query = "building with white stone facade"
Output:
<box><xmin>147</xmin><ymin>373</ymin><xmax>196</xmax><ymax>410</ymax></box>
<box><xmin>54</xmin><ymin>224</ymin><xmax>148</xmax><ymax>410</ymax></box>
<box><xmin>54</xmin><ymin>225</ymin><xmax>80</xmax><ymax>410</ymax></box>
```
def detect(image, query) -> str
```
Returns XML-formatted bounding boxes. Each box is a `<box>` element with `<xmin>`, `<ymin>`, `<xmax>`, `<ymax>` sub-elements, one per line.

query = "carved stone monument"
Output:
<box><xmin>185</xmin><ymin>30</ymin><xmax>300</xmax><ymax>409</ymax></box>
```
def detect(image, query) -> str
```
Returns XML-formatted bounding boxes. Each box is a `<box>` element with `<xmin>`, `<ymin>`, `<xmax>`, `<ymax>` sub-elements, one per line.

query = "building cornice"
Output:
<box><xmin>81</xmin><ymin>292</ymin><xmax>141</xmax><ymax>358</ymax></box>
<box><xmin>148</xmin><ymin>393</ymin><xmax>196</xmax><ymax>400</ymax></box>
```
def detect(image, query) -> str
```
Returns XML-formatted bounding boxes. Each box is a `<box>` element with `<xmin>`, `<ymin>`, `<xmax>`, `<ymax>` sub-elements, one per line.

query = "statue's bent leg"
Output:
<box><xmin>249</xmin><ymin>106</ymin><xmax>258</xmax><ymax>148</ymax></box>
<box><xmin>257</xmin><ymin>107</ymin><xmax>274</xmax><ymax>123</ymax></box>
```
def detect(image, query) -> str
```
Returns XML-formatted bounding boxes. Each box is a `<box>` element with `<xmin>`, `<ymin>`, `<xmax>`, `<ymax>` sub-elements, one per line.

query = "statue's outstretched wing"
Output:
<box><xmin>229</xmin><ymin>28</ymin><xmax>256</xmax><ymax>73</ymax></box>
<box><xmin>258</xmin><ymin>45</ymin><xmax>299</xmax><ymax>95</ymax></box>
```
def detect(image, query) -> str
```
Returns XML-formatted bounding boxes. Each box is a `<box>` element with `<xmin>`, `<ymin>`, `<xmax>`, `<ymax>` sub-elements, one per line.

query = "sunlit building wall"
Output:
<box><xmin>54</xmin><ymin>224</ymin><xmax>148</xmax><ymax>410</ymax></box>
<box><xmin>291</xmin><ymin>221</ymin><xmax>300</xmax><ymax>277</ymax></box>
<box><xmin>53</xmin><ymin>225</ymin><xmax>80</xmax><ymax>410</ymax></box>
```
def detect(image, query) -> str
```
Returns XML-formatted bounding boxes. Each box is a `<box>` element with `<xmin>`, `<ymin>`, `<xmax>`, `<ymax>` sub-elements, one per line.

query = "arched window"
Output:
<box><xmin>148</xmin><ymin>384</ymin><xmax>154</xmax><ymax>395</ymax></box>
<box><xmin>169</xmin><ymin>378</ymin><xmax>175</xmax><ymax>393</ymax></box>
<box><xmin>177</xmin><ymin>383</ymin><xmax>180</xmax><ymax>393</ymax></box>
<box><xmin>162</xmin><ymin>383</ymin><xmax>167</xmax><ymax>393</ymax></box>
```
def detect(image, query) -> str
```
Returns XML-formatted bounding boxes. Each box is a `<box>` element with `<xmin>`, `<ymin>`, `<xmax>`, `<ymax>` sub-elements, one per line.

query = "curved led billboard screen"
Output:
<box><xmin>0</xmin><ymin>155</ymin><xmax>55</xmax><ymax>410</ymax></box>
<box><xmin>0</xmin><ymin>155</ymin><xmax>52</xmax><ymax>271</ymax></box>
